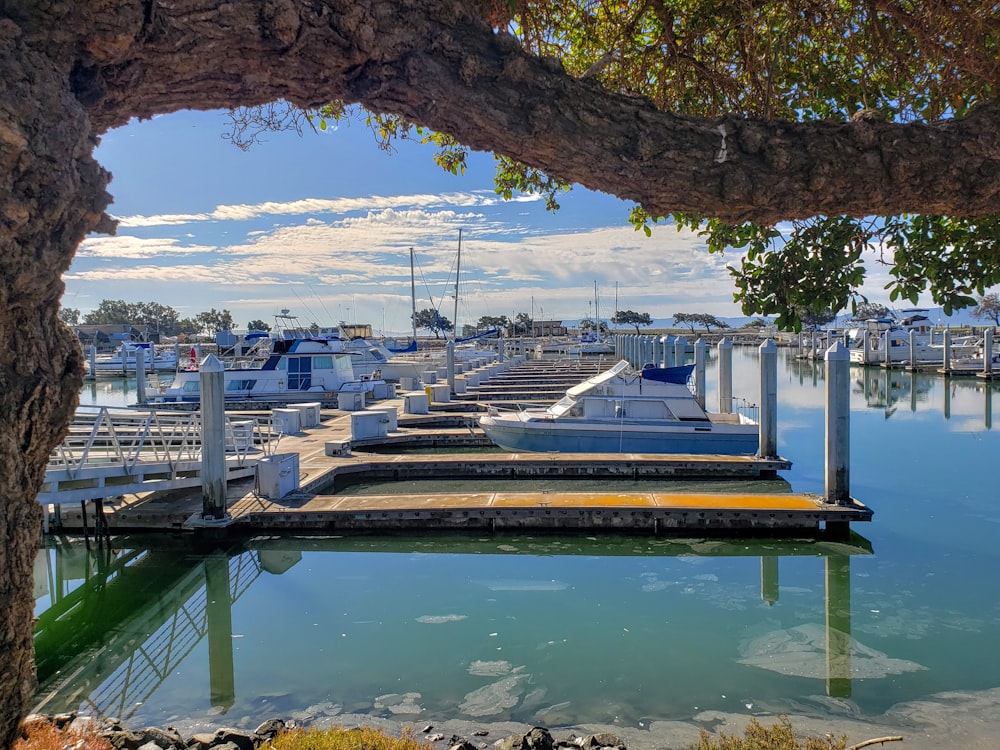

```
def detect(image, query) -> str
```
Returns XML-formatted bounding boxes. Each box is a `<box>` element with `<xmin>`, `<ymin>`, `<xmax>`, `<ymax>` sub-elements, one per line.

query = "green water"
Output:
<box><xmin>37</xmin><ymin>349</ymin><xmax>1000</xmax><ymax>741</ymax></box>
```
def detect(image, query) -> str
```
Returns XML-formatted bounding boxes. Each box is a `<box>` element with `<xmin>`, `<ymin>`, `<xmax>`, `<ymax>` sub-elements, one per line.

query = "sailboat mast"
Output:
<box><xmin>410</xmin><ymin>247</ymin><xmax>417</xmax><ymax>342</ymax></box>
<box><xmin>453</xmin><ymin>228</ymin><xmax>462</xmax><ymax>341</ymax></box>
<box><xmin>594</xmin><ymin>280</ymin><xmax>600</xmax><ymax>337</ymax></box>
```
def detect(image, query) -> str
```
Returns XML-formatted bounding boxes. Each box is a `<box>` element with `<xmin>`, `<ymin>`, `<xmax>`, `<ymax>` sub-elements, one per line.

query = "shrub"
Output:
<box><xmin>271</xmin><ymin>725</ymin><xmax>434</xmax><ymax>750</ymax></box>
<box><xmin>15</xmin><ymin>717</ymin><xmax>113</xmax><ymax>750</ymax></box>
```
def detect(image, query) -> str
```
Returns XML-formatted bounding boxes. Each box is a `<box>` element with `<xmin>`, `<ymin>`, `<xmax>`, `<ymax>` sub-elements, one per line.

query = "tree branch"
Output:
<box><xmin>60</xmin><ymin>0</ymin><xmax>1000</xmax><ymax>225</ymax></box>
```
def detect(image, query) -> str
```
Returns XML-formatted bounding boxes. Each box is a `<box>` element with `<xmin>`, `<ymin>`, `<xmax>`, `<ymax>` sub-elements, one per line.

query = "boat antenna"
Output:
<box><xmin>453</xmin><ymin>228</ymin><xmax>462</xmax><ymax>341</ymax></box>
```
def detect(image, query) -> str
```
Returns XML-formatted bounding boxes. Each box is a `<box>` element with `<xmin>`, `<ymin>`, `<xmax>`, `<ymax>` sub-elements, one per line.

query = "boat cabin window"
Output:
<box><xmin>623</xmin><ymin>400</ymin><xmax>671</xmax><ymax>419</ymax></box>
<box><xmin>287</xmin><ymin>356</ymin><xmax>312</xmax><ymax>390</ymax></box>
<box><xmin>227</xmin><ymin>379</ymin><xmax>256</xmax><ymax>392</ymax></box>
<box><xmin>312</xmin><ymin>355</ymin><xmax>334</xmax><ymax>370</ymax></box>
<box><xmin>182</xmin><ymin>381</ymin><xmax>199</xmax><ymax>393</ymax></box>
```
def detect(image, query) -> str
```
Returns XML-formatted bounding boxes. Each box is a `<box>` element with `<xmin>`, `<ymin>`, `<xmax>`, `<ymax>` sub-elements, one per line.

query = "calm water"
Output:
<box><xmin>37</xmin><ymin>349</ymin><xmax>1000</xmax><ymax>741</ymax></box>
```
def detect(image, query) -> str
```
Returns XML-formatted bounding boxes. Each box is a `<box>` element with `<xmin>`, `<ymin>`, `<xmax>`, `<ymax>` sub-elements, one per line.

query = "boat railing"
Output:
<box><xmin>48</xmin><ymin>406</ymin><xmax>282</xmax><ymax>475</ymax></box>
<box><xmin>728</xmin><ymin>398</ymin><xmax>760</xmax><ymax>425</ymax></box>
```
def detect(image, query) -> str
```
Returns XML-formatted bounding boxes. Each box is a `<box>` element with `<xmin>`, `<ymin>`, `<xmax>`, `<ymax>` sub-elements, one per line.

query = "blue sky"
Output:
<box><xmin>65</xmin><ymin>106</ymin><xmax>930</xmax><ymax>335</ymax></box>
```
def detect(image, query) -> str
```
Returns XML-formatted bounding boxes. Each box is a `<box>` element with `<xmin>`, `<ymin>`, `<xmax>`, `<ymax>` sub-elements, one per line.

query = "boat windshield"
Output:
<box><xmin>566</xmin><ymin>360</ymin><xmax>630</xmax><ymax>397</ymax></box>
<box><xmin>549</xmin><ymin>395</ymin><xmax>577</xmax><ymax>417</ymax></box>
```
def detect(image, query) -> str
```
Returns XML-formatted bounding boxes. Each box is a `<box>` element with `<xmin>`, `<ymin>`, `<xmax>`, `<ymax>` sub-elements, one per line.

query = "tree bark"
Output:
<box><xmin>0</xmin><ymin>17</ymin><xmax>111</xmax><ymax>749</ymax></box>
<box><xmin>0</xmin><ymin>0</ymin><xmax>999</xmax><ymax>745</ymax></box>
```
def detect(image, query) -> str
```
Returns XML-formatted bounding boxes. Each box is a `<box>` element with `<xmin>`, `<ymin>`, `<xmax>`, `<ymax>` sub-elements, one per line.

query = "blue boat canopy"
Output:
<box><xmin>639</xmin><ymin>364</ymin><xmax>695</xmax><ymax>384</ymax></box>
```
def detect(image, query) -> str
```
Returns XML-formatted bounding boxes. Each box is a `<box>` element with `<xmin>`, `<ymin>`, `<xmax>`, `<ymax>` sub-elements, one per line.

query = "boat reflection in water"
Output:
<box><xmin>33</xmin><ymin>533</ymin><xmax>872</xmax><ymax>727</ymax></box>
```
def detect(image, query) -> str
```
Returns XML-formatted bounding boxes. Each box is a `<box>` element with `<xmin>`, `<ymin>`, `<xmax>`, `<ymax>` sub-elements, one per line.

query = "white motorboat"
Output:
<box><xmin>846</xmin><ymin>310</ymin><xmax>979</xmax><ymax>364</ymax></box>
<box><xmin>88</xmin><ymin>342</ymin><xmax>178</xmax><ymax>377</ymax></box>
<box><xmin>146</xmin><ymin>338</ymin><xmax>388</xmax><ymax>404</ymax></box>
<box><xmin>479</xmin><ymin>360</ymin><xmax>759</xmax><ymax>454</ymax></box>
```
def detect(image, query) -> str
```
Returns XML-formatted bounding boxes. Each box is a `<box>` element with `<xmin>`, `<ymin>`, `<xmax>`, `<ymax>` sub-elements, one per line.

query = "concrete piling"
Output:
<box><xmin>759</xmin><ymin>340</ymin><xmax>777</xmax><ymax>458</ymax></box>
<box><xmin>694</xmin><ymin>338</ymin><xmax>707</xmax><ymax>409</ymax></box>
<box><xmin>674</xmin><ymin>336</ymin><xmax>687</xmax><ymax>366</ymax></box>
<box><xmin>825</xmin><ymin>343</ymin><xmax>850</xmax><ymax>506</ymax></box>
<box><xmin>134</xmin><ymin>356</ymin><xmax>146</xmax><ymax>405</ymax></box>
<box><xmin>718</xmin><ymin>337</ymin><xmax>733</xmax><ymax>413</ymax></box>
<box><xmin>199</xmin><ymin>354</ymin><xmax>227</xmax><ymax>519</ymax></box>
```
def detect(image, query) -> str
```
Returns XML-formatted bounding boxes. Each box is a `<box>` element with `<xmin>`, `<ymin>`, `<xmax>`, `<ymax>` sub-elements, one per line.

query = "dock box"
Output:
<box><xmin>289</xmin><ymin>402</ymin><xmax>321</xmax><ymax>428</ymax></box>
<box><xmin>338</xmin><ymin>391</ymin><xmax>364</xmax><ymax>411</ymax></box>
<box><xmin>271</xmin><ymin>408</ymin><xmax>302</xmax><ymax>435</ymax></box>
<box><xmin>257</xmin><ymin>453</ymin><xmax>300</xmax><ymax>499</ymax></box>
<box><xmin>351</xmin><ymin>411</ymin><xmax>387</xmax><ymax>439</ymax></box>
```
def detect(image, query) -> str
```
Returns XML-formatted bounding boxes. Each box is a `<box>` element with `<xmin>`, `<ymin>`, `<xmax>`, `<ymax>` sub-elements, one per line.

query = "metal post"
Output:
<box><xmin>87</xmin><ymin>344</ymin><xmax>97</xmax><ymax>380</ymax></box>
<box><xmin>883</xmin><ymin>329</ymin><xmax>890</xmax><ymax>367</ymax></box>
<box><xmin>718</xmin><ymin>337</ymin><xmax>733</xmax><ymax>413</ymax></box>
<box><xmin>446</xmin><ymin>340</ymin><xmax>456</xmax><ymax>391</ymax></box>
<box><xmin>825</xmin><ymin>342</ymin><xmax>850</xmax><ymax>505</ymax></box>
<box><xmin>759</xmin><ymin>339</ymin><xmax>778</xmax><ymax>458</ymax></box>
<box><xmin>861</xmin><ymin>329</ymin><xmax>868</xmax><ymax>365</ymax></box>
<box><xmin>498</xmin><ymin>332</ymin><xmax>505</xmax><ymax>363</ymax></box>
<box><xmin>674</xmin><ymin>336</ymin><xmax>687</xmax><ymax>367</ymax></box>
<box><xmin>199</xmin><ymin>354</ymin><xmax>227</xmax><ymax>519</ymax></box>
<box><xmin>694</xmin><ymin>338</ymin><xmax>707</xmax><ymax>409</ymax></box>
<box><xmin>909</xmin><ymin>329</ymin><xmax>917</xmax><ymax>369</ymax></box>
<box><xmin>943</xmin><ymin>328</ymin><xmax>951</xmax><ymax>372</ymax></box>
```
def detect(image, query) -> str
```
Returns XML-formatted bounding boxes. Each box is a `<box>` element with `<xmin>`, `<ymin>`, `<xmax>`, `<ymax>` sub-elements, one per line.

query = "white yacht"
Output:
<box><xmin>479</xmin><ymin>360</ymin><xmax>759</xmax><ymax>454</ymax></box>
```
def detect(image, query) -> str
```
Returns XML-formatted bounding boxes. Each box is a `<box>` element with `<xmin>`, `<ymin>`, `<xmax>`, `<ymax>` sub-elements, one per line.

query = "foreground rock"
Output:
<box><xmin>23</xmin><ymin>717</ymin><xmax>631</xmax><ymax>750</ymax></box>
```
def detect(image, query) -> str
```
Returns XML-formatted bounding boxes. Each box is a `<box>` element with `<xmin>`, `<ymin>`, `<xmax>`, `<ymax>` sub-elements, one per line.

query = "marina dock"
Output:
<box><xmin>46</xmin><ymin>354</ymin><xmax>872</xmax><ymax>538</ymax></box>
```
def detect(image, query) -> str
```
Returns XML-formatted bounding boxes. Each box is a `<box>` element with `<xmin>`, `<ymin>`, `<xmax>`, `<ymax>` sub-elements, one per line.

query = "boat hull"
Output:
<box><xmin>479</xmin><ymin>416</ymin><xmax>759</xmax><ymax>455</ymax></box>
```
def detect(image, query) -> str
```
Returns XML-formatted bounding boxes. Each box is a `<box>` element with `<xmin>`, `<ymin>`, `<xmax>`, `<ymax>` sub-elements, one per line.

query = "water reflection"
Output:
<box><xmin>33</xmin><ymin>539</ymin><xmax>261</xmax><ymax>720</ymax></box>
<box><xmin>33</xmin><ymin>533</ymin><xmax>872</xmax><ymax>725</ymax></box>
<box><xmin>852</xmin><ymin>366</ymin><xmax>998</xmax><ymax>427</ymax></box>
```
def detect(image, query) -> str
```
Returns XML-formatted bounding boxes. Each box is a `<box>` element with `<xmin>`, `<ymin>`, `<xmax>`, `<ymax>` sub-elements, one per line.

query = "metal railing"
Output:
<box><xmin>48</xmin><ymin>406</ymin><xmax>281</xmax><ymax>476</ymax></box>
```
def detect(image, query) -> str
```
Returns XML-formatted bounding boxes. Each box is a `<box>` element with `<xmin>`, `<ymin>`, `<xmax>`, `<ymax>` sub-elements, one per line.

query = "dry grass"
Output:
<box><xmin>692</xmin><ymin>718</ymin><xmax>847</xmax><ymax>750</ymax></box>
<box><xmin>15</xmin><ymin>717</ymin><xmax>113</xmax><ymax>750</ymax></box>
<box><xmin>270</xmin><ymin>725</ymin><xmax>434</xmax><ymax>750</ymax></box>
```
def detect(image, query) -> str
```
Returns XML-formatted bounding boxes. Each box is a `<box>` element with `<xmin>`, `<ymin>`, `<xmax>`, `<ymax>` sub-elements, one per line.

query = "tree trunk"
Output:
<box><xmin>0</xmin><ymin>20</ymin><xmax>111</xmax><ymax>749</ymax></box>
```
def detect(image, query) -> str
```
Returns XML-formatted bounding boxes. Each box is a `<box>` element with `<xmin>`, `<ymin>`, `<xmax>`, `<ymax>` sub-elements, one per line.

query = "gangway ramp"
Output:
<box><xmin>39</xmin><ymin>406</ymin><xmax>280</xmax><ymax>505</ymax></box>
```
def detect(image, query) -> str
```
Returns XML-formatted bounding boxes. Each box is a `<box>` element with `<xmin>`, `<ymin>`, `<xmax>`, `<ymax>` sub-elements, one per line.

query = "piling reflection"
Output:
<box><xmin>854</xmin><ymin>366</ymin><xmax>999</xmax><ymax>426</ymax></box>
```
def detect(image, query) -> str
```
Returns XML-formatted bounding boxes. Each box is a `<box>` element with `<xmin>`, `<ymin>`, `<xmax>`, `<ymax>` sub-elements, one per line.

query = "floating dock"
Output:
<box><xmin>47</xmin><ymin>355</ymin><xmax>873</xmax><ymax>539</ymax></box>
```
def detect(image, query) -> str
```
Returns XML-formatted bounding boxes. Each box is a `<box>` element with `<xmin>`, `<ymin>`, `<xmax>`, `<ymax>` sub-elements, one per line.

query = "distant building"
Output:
<box><xmin>531</xmin><ymin>320</ymin><xmax>567</xmax><ymax>337</ymax></box>
<box><xmin>73</xmin><ymin>324</ymin><xmax>145</xmax><ymax>352</ymax></box>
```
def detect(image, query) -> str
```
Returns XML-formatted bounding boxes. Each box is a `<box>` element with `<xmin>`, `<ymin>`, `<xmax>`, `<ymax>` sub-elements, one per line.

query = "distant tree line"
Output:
<box><xmin>58</xmin><ymin>299</ymin><xmax>255</xmax><ymax>337</ymax></box>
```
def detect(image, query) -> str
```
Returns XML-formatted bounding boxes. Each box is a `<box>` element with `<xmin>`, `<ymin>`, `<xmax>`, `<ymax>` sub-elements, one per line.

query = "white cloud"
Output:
<box><xmin>114</xmin><ymin>191</ymin><xmax>536</xmax><ymax>228</ymax></box>
<box><xmin>77</xmin><ymin>235</ymin><xmax>216</xmax><ymax>258</ymax></box>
